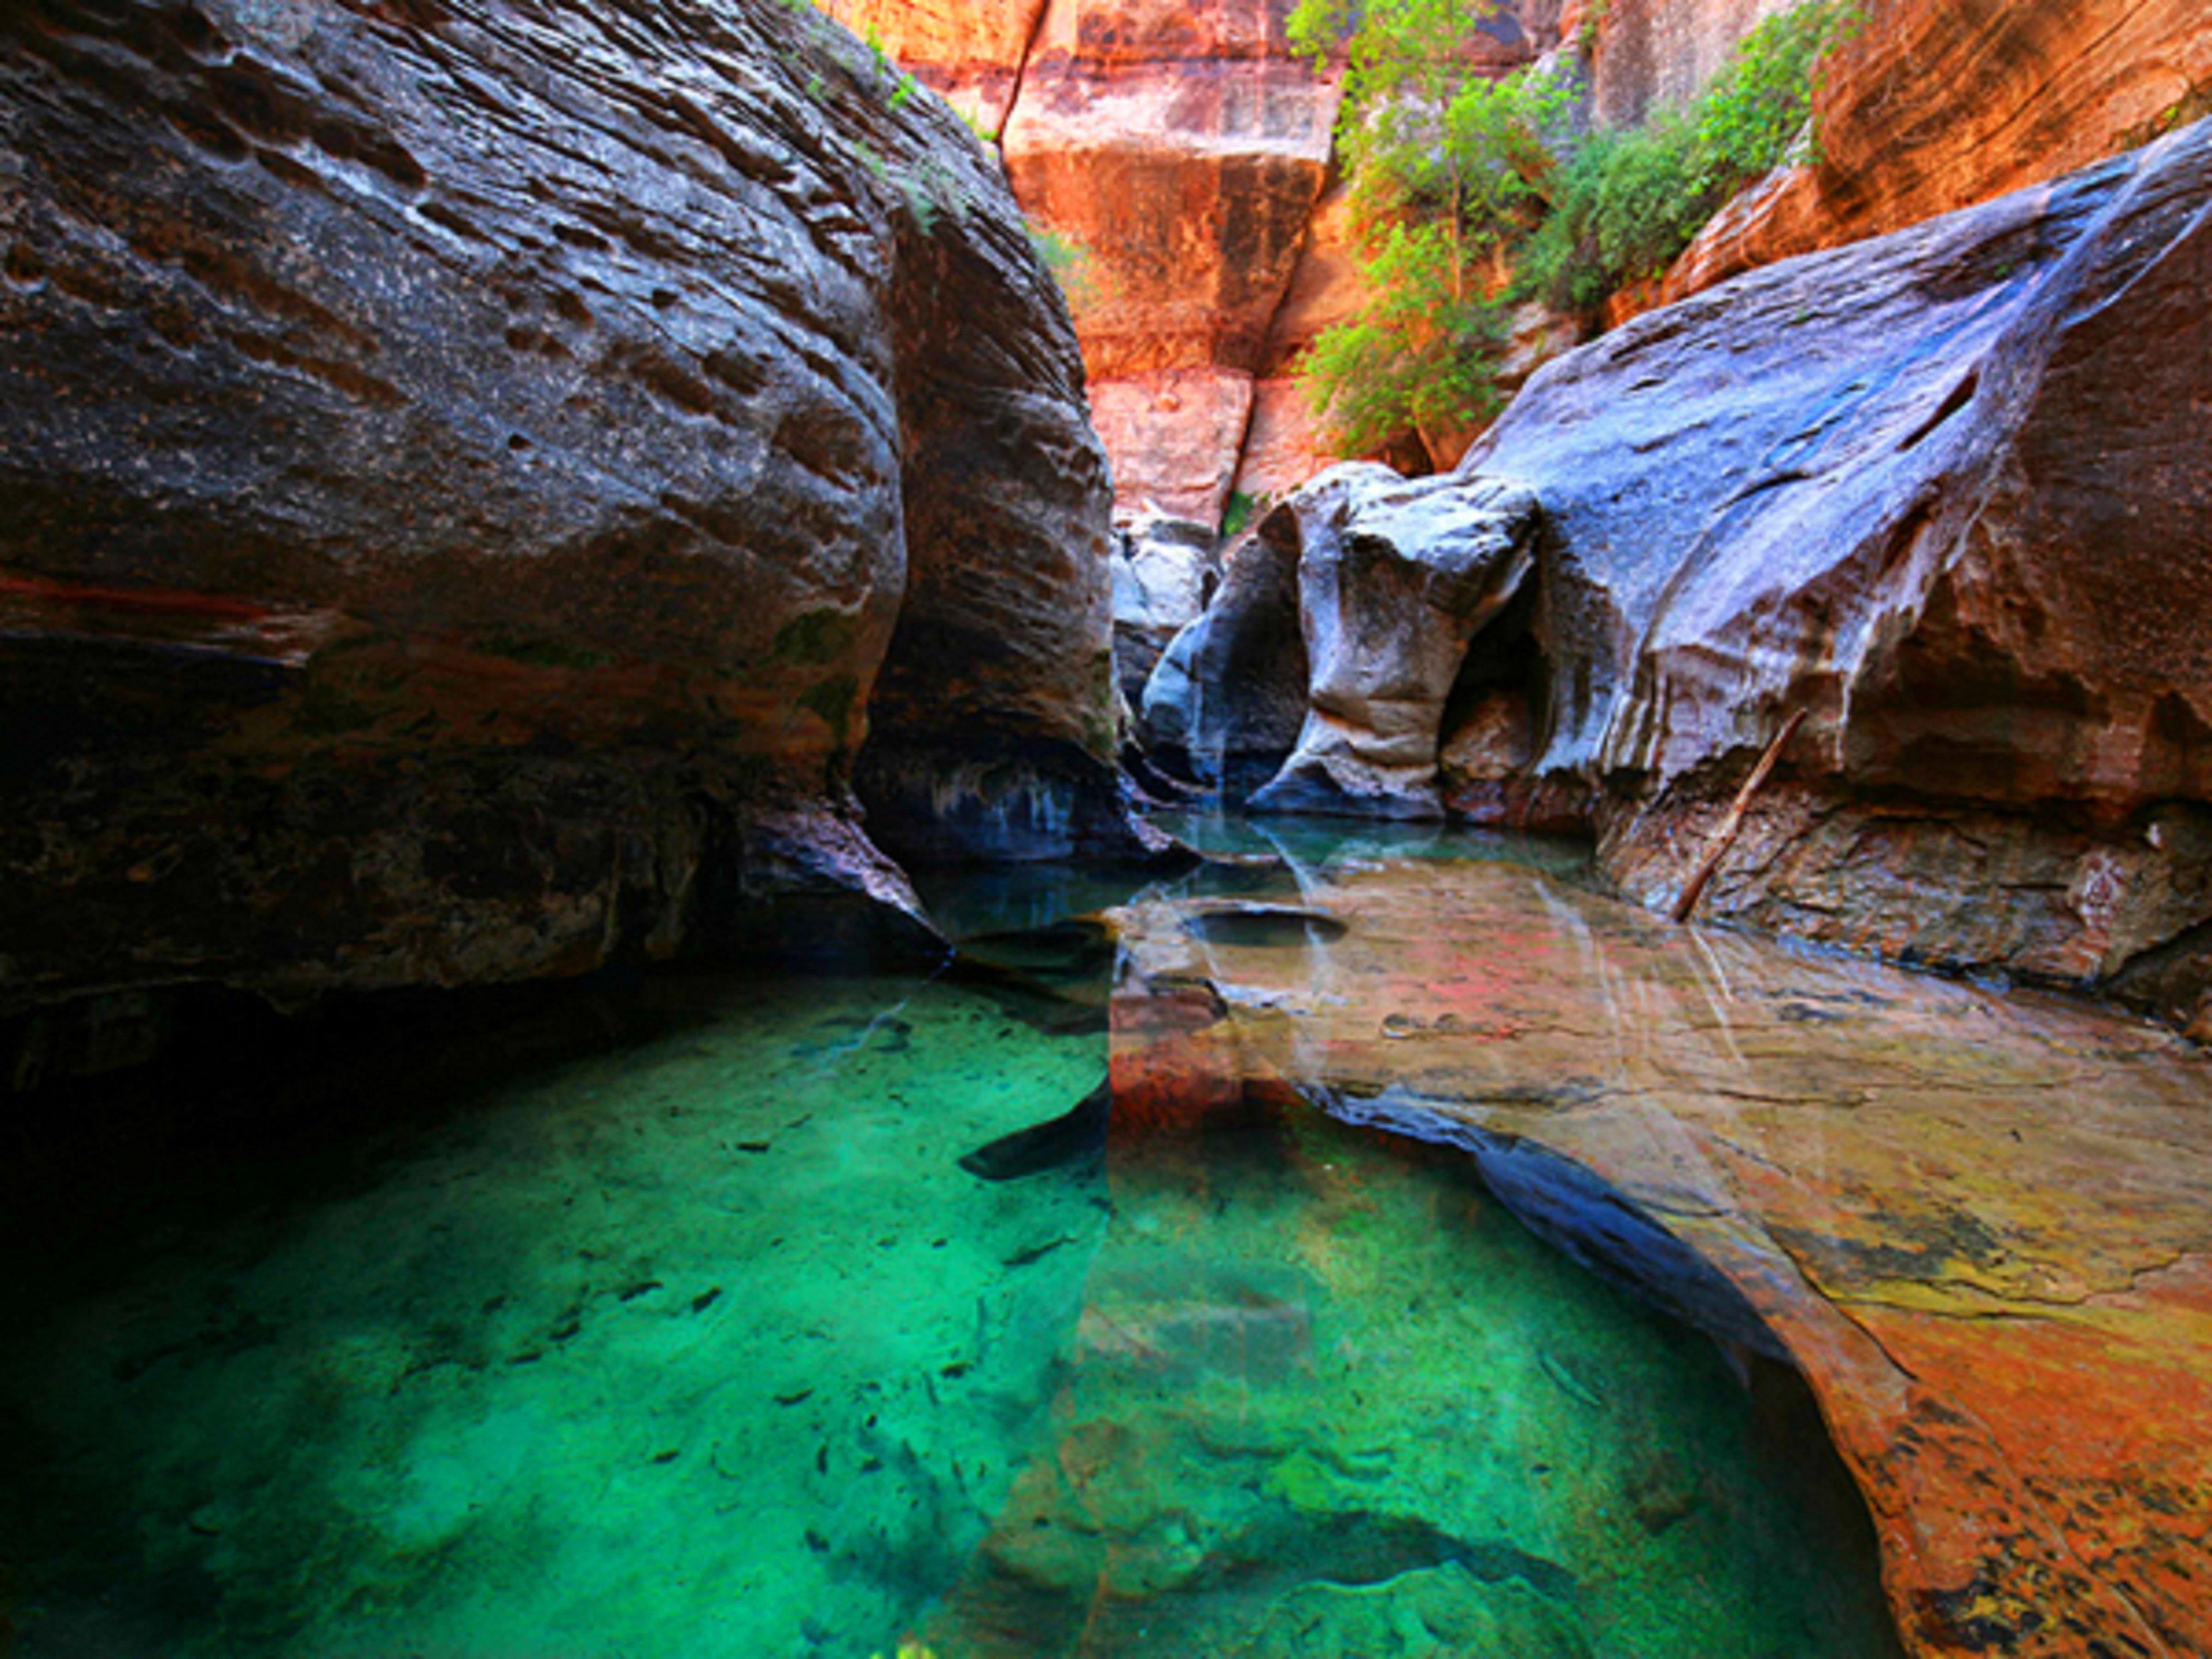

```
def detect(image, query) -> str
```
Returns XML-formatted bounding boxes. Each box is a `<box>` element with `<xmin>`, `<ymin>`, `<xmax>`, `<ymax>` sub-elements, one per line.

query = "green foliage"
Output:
<box><xmin>1219</xmin><ymin>489</ymin><xmax>1270</xmax><ymax>541</ymax></box>
<box><xmin>864</xmin><ymin>24</ymin><xmax>925</xmax><ymax>113</ymax></box>
<box><xmin>1028</xmin><ymin>226</ymin><xmax>1101</xmax><ymax>309</ymax></box>
<box><xmin>1286</xmin><ymin>0</ymin><xmax>1855</xmax><ymax>448</ymax></box>
<box><xmin>1301</xmin><ymin>223</ymin><xmax>1512</xmax><ymax>454</ymax></box>
<box><xmin>1518</xmin><ymin>1</ymin><xmax>1859</xmax><ymax>311</ymax></box>
<box><xmin>1287</xmin><ymin>0</ymin><xmax>1571</xmax><ymax>450</ymax></box>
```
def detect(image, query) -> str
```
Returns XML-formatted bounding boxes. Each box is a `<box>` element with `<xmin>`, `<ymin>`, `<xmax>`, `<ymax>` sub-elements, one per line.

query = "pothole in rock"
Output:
<box><xmin>1183</xmin><ymin>906</ymin><xmax>1350</xmax><ymax>948</ymax></box>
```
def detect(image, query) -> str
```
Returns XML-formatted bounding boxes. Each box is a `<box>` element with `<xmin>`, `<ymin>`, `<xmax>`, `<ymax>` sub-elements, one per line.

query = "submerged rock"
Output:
<box><xmin>0</xmin><ymin>0</ymin><xmax>1130</xmax><ymax>1031</ymax></box>
<box><xmin>956</xmin><ymin>1077</ymin><xmax>1112</xmax><ymax>1180</ymax></box>
<box><xmin>1115</xmin><ymin>849</ymin><xmax>2212</xmax><ymax>1659</ymax></box>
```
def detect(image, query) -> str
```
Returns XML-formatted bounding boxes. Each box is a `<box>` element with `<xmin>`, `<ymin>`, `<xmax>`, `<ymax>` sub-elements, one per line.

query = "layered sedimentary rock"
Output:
<box><xmin>836</xmin><ymin>0</ymin><xmax>1564</xmax><ymax>522</ymax></box>
<box><xmin>1001</xmin><ymin>0</ymin><xmax>1343</xmax><ymax>525</ymax></box>
<box><xmin>1245</xmin><ymin>465</ymin><xmax>1539</xmax><ymax>819</ymax></box>
<box><xmin>817</xmin><ymin>0</ymin><xmax>1047</xmax><ymax>136</ymax></box>
<box><xmin>1654</xmin><ymin>0</ymin><xmax>2212</xmax><ymax>306</ymax></box>
<box><xmin>1584</xmin><ymin>0</ymin><xmax>1800</xmax><ymax>130</ymax></box>
<box><xmin>1169</xmin><ymin>119</ymin><xmax>2212</xmax><ymax>1016</ymax></box>
<box><xmin>1113</xmin><ymin>850</ymin><xmax>2212</xmax><ymax>1659</ymax></box>
<box><xmin>0</xmin><ymin>0</ymin><xmax>1127</xmax><ymax>1035</ymax></box>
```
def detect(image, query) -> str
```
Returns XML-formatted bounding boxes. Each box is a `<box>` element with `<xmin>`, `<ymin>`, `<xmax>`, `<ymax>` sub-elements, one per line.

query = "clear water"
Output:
<box><xmin>0</xmin><ymin>854</ymin><xmax>1899</xmax><ymax>1658</ymax></box>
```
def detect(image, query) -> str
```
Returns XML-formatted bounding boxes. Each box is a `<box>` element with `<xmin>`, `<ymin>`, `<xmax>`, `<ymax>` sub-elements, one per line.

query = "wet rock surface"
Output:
<box><xmin>1137</xmin><ymin>522</ymin><xmax>1309</xmax><ymax>800</ymax></box>
<box><xmin>1113</xmin><ymin>838</ymin><xmax>2212</xmax><ymax>1659</ymax></box>
<box><xmin>0</xmin><ymin>0</ymin><xmax>1128</xmax><ymax>1026</ymax></box>
<box><xmin>1109</xmin><ymin>511</ymin><xmax>1220</xmax><ymax>706</ymax></box>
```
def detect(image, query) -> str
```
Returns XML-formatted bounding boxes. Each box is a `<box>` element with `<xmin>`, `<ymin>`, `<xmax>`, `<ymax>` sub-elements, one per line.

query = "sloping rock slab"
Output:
<box><xmin>1113</xmin><ymin>852</ymin><xmax>2212</xmax><ymax>1659</ymax></box>
<box><xmin>1445</xmin><ymin>116</ymin><xmax>2212</xmax><ymax>1009</ymax></box>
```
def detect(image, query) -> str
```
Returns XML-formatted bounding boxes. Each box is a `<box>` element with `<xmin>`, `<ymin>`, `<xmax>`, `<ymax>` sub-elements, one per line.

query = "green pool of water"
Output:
<box><xmin>0</xmin><ymin>868</ymin><xmax>1899</xmax><ymax>1659</ymax></box>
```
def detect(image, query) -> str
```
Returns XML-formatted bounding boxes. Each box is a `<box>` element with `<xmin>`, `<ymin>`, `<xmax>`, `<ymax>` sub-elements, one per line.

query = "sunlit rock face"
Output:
<box><xmin>1583</xmin><ymin>0</ymin><xmax>1800</xmax><ymax>129</ymax></box>
<box><xmin>1002</xmin><ymin>0</ymin><xmax>1342</xmax><ymax>525</ymax></box>
<box><xmin>830</xmin><ymin>0</ymin><xmax>1563</xmax><ymax>521</ymax></box>
<box><xmin>1650</xmin><ymin>0</ymin><xmax>2212</xmax><ymax>308</ymax></box>
<box><xmin>1162</xmin><ymin>120</ymin><xmax>2212</xmax><ymax>1017</ymax></box>
<box><xmin>0</xmin><ymin>0</ymin><xmax>1127</xmax><ymax>1028</ymax></box>
<box><xmin>820</xmin><ymin>0</ymin><xmax>1048</xmax><ymax>136</ymax></box>
<box><xmin>1111</xmin><ymin>840</ymin><xmax>2212</xmax><ymax>1659</ymax></box>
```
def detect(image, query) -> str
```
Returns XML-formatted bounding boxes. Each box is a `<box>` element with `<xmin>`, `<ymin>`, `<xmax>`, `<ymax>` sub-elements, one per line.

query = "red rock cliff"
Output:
<box><xmin>828</xmin><ymin>0</ymin><xmax>1559</xmax><ymax>524</ymax></box>
<box><xmin>1637</xmin><ymin>0</ymin><xmax>2212</xmax><ymax>305</ymax></box>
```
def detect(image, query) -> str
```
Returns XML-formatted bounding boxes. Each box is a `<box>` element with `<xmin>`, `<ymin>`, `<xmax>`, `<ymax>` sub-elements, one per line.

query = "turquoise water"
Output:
<box><xmin>1</xmin><ymin>863</ymin><xmax>1898</xmax><ymax>1658</ymax></box>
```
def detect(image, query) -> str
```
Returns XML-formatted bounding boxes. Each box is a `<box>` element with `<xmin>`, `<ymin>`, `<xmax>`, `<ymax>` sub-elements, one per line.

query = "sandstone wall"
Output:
<box><xmin>0</xmin><ymin>0</ymin><xmax>1131</xmax><ymax>1038</ymax></box>
<box><xmin>1584</xmin><ymin>0</ymin><xmax>1800</xmax><ymax>128</ymax></box>
<box><xmin>1656</xmin><ymin>0</ymin><xmax>2212</xmax><ymax>305</ymax></box>
<box><xmin>831</xmin><ymin>0</ymin><xmax>1561</xmax><ymax>525</ymax></box>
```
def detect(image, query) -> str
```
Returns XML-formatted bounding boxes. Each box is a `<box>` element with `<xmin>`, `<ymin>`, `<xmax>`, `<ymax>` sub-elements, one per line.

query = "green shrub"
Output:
<box><xmin>1289</xmin><ymin>0</ymin><xmax>1857</xmax><ymax>447</ymax></box>
<box><xmin>1028</xmin><ymin>226</ymin><xmax>1101</xmax><ymax>309</ymax></box>
<box><xmin>1519</xmin><ymin>1</ymin><xmax>1859</xmax><ymax>312</ymax></box>
<box><xmin>1288</xmin><ymin>0</ymin><xmax>1571</xmax><ymax>450</ymax></box>
<box><xmin>1219</xmin><ymin>489</ymin><xmax>1271</xmax><ymax>541</ymax></box>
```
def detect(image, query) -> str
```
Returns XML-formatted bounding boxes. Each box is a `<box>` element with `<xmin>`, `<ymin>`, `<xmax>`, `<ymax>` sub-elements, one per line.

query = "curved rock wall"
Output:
<box><xmin>0</xmin><ymin>0</ymin><xmax>1126</xmax><ymax>1030</ymax></box>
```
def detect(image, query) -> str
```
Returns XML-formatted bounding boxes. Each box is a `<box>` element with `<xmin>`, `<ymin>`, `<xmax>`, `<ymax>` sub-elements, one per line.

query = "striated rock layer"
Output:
<box><xmin>1164</xmin><ymin>119</ymin><xmax>2212</xmax><ymax>1021</ymax></box>
<box><xmin>1113</xmin><ymin>849</ymin><xmax>2212</xmax><ymax>1659</ymax></box>
<box><xmin>0</xmin><ymin>0</ymin><xmax>1131</xmax><ymax>1040</ymax></box>
<box><xmin>1653</xmin><ymin>0</ymin><xmax>2212</xmax><ymax>308</ymax></box>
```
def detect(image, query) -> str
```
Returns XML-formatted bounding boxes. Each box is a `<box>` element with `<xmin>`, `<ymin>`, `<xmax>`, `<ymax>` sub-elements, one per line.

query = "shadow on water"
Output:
<box><xmin>1</xmin><ymin>842</ymin><xmax>1900</xmax><ymax>1659</ymax></box>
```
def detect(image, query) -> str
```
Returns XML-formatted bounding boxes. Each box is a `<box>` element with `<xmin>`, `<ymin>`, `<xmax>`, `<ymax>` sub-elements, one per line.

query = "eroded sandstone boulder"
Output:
<box><xmin>0</xmin><ymin>0</ymin><xmax>1128</xmax><ymax>1029</ymax></box>
<box><xmin>1247</xmin><ymin>466</ymin><xmax>1539</xmax><ymax>819</ymax></box>
<box><xmin>1465</xmin><ymin>116</ymin><xmax>2212</xmax><ymax>1012</ymax></box>
<box><xmin>1184</xmin><ymin>117</ymin><xmax>2212</xmax><ymax>1017</ymax></box>
<box><xmin>1138</xmin><ymin>527</ymin><xmax>1308</xmax><ymax>796</ymax></box>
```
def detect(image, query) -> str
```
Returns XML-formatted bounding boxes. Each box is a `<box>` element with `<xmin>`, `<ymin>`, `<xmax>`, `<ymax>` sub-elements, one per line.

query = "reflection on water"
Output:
<box><xmin>1115</xmin><ymin>824</ymin><xmax>2212</xmax><ymax>1656</ymax></box>
<box><xmin>2</xmin><ymin>852</ymin><xmax>1899</xmax><ymax>1658</ymax></box>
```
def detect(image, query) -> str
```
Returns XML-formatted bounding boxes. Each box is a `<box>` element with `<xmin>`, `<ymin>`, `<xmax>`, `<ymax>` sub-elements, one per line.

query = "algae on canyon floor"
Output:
<box><xmin>1</xmin><ymin>859</ymin><xmax>1899</xmax><ymax>1658</ymax></box>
